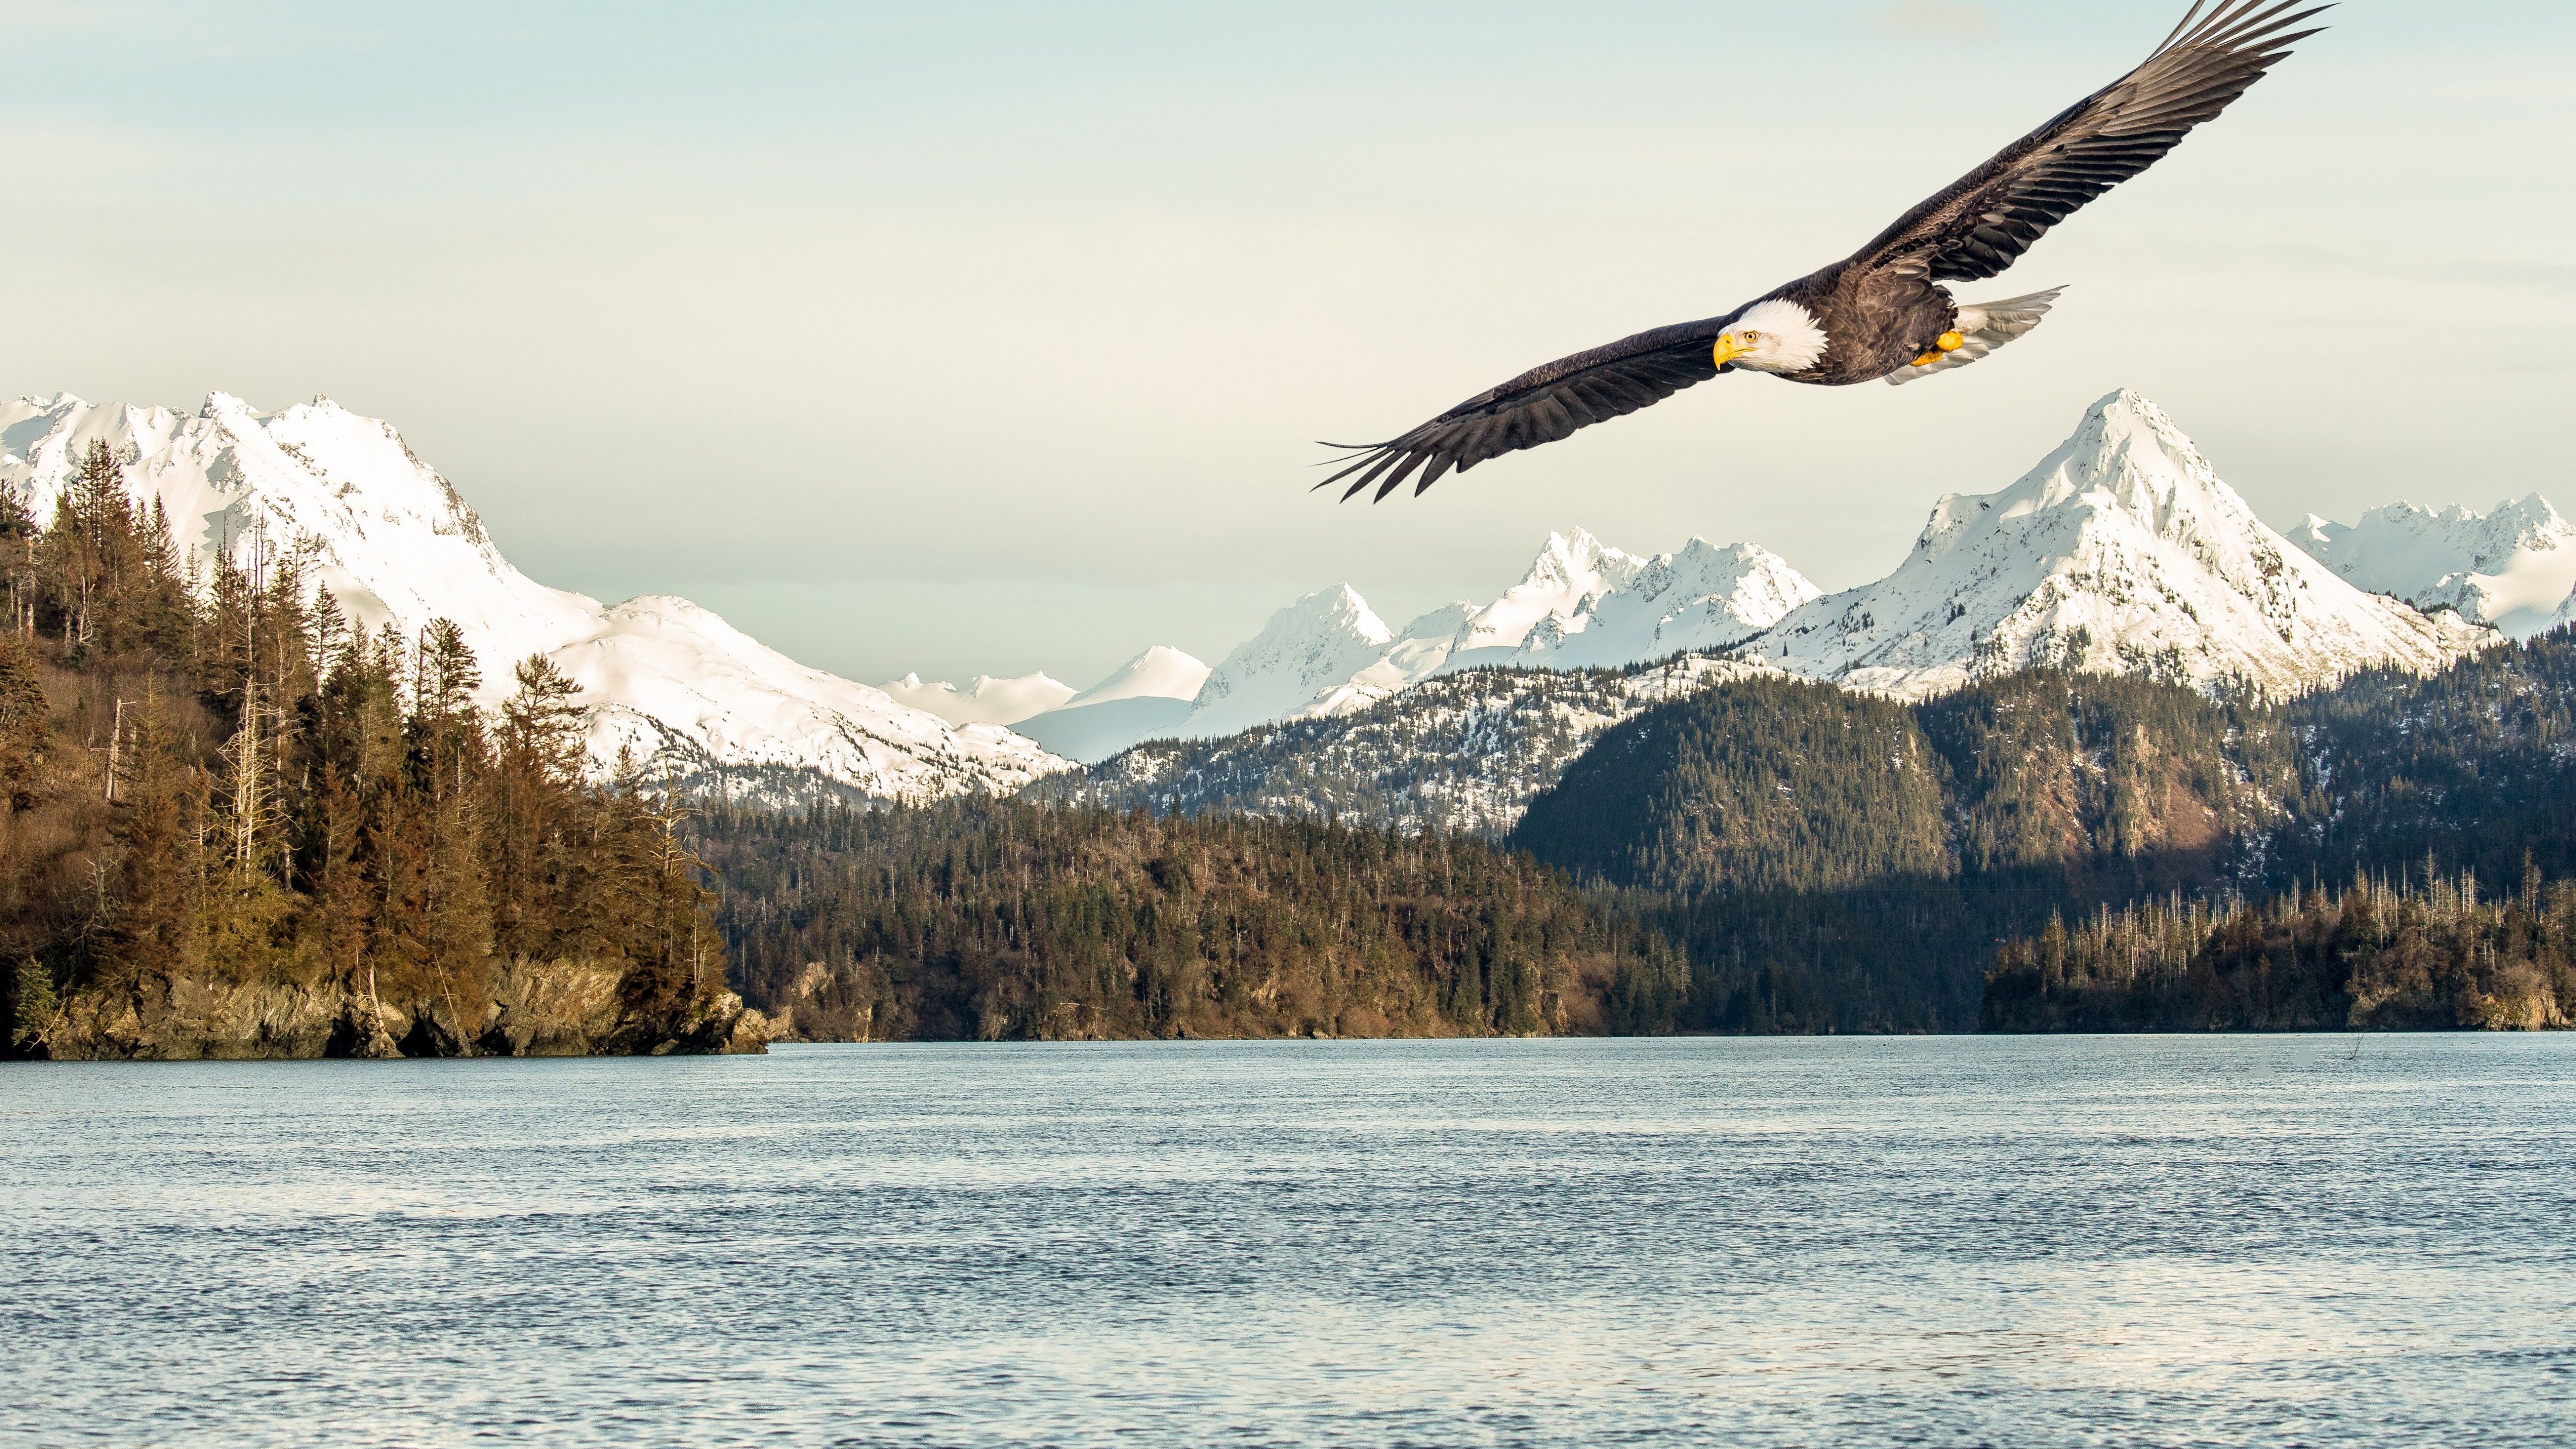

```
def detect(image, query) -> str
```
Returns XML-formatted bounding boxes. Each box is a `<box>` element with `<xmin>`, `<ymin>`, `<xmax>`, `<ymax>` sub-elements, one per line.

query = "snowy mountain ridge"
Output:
<box><xmin>1062</xmin><ymin>646</ymin><xmax>1210</xmax><ymax>709</ymax></box>
<box><xmin>1163</xmin><ymin>529</ymin><xmax>1819</xmax><ymax>743</ymax></box>
<box><xmin>2287</xmin><ymin>494</ymin><xmax>2576</xmax><ymax>639</ymax></box>
<box><xmin>0</xmin><ymin>391</ymin><xmax>1066</xmax><ymax>801</ymax></box>
<box><xmin>880</xmin><ymin>671</ymin><xmax>1076</xmax><ymax>727</ymax></box>
<box><xmin>8</xmin><ymin>384</ymin><xmax>2513</xmax><ymax>807</ymax></box>
<box><xmin>1755</xmin><ymin>390</ymin><xmax>2492</xmax><ymax>698</ymax></box>
<box><xmin>1094</xmin><ymin>390</ymin><xmax>2497</xmax><ymax>768</ymax></box>
<box><xmin>1043</xmin><ymin>654</ymin><xmax>1786</xmax><ymax>837</ymax></box>
<box><xmin>1510</xmin><ymin>538</ymin><xmax>1821</xmax><ymax>671</ymax></box>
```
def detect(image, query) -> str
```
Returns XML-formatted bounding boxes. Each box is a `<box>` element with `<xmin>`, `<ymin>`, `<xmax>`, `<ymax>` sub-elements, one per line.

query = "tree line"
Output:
<box><xmin>2</xmin><ymin>442</ymin><xmax>739</xmax><ymax>1058</ymax></box>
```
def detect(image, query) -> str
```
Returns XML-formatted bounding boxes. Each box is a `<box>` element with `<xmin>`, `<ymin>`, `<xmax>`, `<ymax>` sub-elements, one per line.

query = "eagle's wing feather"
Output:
<box><xmin>1317</xmin><ymin>312</ymin><xmax>1742</xmax><ymax>502</ymax></box>
<box><xmin>1854</xmin><ymin>0</ymin><xmax>2329</xmax><ymax>284</ymax></box>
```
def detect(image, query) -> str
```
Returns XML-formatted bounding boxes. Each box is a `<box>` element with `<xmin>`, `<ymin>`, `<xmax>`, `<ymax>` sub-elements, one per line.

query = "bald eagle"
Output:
<box><xmin>1320</xmin><ymin>0</ymin><xmax>2328</xmax><ymax>503</ymax></box>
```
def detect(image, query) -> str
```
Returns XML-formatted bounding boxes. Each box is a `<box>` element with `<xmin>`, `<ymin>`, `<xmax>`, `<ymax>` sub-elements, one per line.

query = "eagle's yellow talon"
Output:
<box><xmin>1937</xmin><ymin>331</ymin><xmax>1966</xmax><ymax>352</ymax></box>
<box><xmin>1912</xmin><ymin>352</ymin><xmax>1940</xmax><ymax>367</ymax></box>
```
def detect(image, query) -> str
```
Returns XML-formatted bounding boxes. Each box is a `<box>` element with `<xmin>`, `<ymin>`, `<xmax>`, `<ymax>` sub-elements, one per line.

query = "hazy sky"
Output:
<box><xmin>5</xmin><ymin>1</ymin><xmax>2571</xmax><ymax>686</ymax></box>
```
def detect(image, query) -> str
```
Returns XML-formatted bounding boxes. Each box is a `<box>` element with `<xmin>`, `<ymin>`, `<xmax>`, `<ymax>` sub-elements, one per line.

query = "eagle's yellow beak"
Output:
<box><xmin>1712</xmin><ymin>333</ymin><xmax>1753</xmax><ymax>368</ymax></box>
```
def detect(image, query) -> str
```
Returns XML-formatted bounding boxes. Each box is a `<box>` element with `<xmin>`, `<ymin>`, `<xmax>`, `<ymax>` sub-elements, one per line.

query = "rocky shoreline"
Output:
<box><xmin>28</xmin><ymin>960</ymin><xmax>773</xmax><ymax>1062</ymax></box>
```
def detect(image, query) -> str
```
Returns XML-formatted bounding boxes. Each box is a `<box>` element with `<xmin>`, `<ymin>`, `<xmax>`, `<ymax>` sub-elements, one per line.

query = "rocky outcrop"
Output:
<box><xmin>35</xmin><ymin>960</ymin><xmax>772</xmax><ymax>1062</ymax></box>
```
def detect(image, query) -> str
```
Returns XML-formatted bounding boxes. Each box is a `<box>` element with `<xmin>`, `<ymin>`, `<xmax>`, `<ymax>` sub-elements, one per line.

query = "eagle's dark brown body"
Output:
<box><xmin>1770</xmin><ymin>264</ymin><xmax>1960</xmax><ymax>387</ymax></box>
<box><xmin>1319</xmin><ymin>0</ymin><xmax>2328</xmax><ymax>503</ymax></box>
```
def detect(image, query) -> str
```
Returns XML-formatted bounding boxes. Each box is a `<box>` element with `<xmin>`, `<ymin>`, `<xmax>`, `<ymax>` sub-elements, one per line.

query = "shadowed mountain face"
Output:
<box><xmin>1512</xmin><ymin>669</ymin><xmax>2300</xmax><ymax>900</ymax></box>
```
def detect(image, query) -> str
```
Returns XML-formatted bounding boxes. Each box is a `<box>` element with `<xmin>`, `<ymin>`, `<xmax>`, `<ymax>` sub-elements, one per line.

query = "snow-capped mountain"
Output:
<box><xmin>1177</xmin><ymin>586</ymin><xmax>1409</xmax><ymax>740</ymax></box>
<box><xmin>2287</xmin><ymin>495</ymin><xmax>2576</xmax><ymax>639</ymax></box>
<box><xmin>1060</xmin><ymin>645</ymin><xmax>1211</xmax><ymax>709</ymax></box>
<box><xmin>880</xmin><ymin>671</ymin><xmax>1075</xmax><ymax>727</ymax></box>
<box><xmin>1510</xmin><ymin>539</ymin><xmax>1820</xmax><ymax>670</ymax></box>
<box><xmin>1169</xmin><ymin>530</ymin><xmax>1815</xmax><ymax>740</ymax></box>
<box><xmin>1010</xmin><ymin>646</ymin><xmax>1211</xmax><ymax>765</ymax></box>
<box><xmin>554</xmin><ymin>598</ymin><xmax>1060</xmax><ymax>801</ymax></box>
<box><xmin>1756</xmin><ymin>390</ymin><xmax>2493</xmax><ymax>698</ymax></box>
<box><xmin>1450</xmin><ymin>529</ymin><xmax>1649</xmax><ymax>654</ymax></box>
<box><xmin>3</xmin><ymin>391</ymin><xmax>603</xmax><ymax>672</ymax></box>
<box><xmin>0</xmin><ymin>392</ymin><xmax>1065</xmax><ymax>800</ymax></box>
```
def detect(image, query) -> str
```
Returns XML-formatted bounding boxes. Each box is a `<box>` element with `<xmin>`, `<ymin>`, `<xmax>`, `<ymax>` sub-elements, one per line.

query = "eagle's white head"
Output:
<box><xmin>1712</xmin><ymin>299</ymin><xmax>1828</xmax><ymax>375</ymax></box>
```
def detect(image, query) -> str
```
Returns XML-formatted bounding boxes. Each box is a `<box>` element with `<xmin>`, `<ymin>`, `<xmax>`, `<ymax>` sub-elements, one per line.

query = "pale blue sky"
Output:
<box><xmin>5</xmin><ymin>1</ymin><xmax>2571</xmax><ymax>685</ymax></box>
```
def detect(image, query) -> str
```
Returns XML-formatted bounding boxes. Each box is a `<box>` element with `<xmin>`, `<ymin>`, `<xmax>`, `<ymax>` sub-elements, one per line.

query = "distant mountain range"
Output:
<box><xmin>972</xmin><ymin>389</ymin><xmax>2524</xmax><ymax>767</ymax></box>
<box><xmin>6</xmin><ymin>386</ymin><xmax>2554</xmax><ymax>806</ymax></box>
<box><xmin>2289</xmin><ymin>493</ymin><xmax>2576</xmax><ymax>639</ymax></box>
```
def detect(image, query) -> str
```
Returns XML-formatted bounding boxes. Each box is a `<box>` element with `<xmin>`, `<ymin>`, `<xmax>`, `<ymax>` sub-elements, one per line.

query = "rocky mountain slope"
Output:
<box><xmin>1032</xmin><ymin>656</ymin><xmax>1781</xmax><ymax>837</ymax></box>
<box><xmin>0</xmin><ymin>392</ymin><xmax>1063</xmax><ymax>801</ymax></box>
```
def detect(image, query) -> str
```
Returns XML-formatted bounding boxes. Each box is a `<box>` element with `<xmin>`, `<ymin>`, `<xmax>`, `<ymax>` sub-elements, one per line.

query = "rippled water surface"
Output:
<box><xmin>6</xmin><ymin>1037</ymin><xmax>2574</xmax><ymax>1446</ymax></box>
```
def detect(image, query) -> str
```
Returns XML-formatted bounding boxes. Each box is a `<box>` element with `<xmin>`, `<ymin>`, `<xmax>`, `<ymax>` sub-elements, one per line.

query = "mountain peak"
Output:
<box><xmin>1767</xmin><ymin>389</ymin><xmax>2489</xmax><ymax>697</ymax></box>
<box><xmin>1178</xmin><ymin>586</ymin><xmax>1409</xmax><ymax>738</ymax></box>
<box><xmin>1512</xmin><ymin>536</ymin><xmax>1819</xmax><ymax>671</ymax></box>
<box><xmin>1062</xmin><ymin>645</ymin><xmax>1212</xmax><ymax>709</ymax></box>
<box><xmin>1290</xmin><ymin>584</ymin><xmax>1394</xmax><ymax>644</ymax></box>
<box><xmin>1454</xmin><ymin>527</ymin><xmax>1647</xmax><ymax>654</ymax></box>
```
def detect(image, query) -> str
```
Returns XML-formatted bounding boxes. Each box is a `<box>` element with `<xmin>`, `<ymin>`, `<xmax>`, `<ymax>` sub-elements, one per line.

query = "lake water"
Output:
<box><xmin>4</xmin><ymin>1036</ymin><xmax>2572</xmax><ymax>1447</ymax></box>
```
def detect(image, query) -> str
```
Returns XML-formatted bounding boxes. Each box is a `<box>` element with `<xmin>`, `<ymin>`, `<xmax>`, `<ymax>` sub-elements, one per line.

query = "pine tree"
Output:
<box><xmin>11</xmin><ymin>958</ymin><xmax>57</xmax><ymax>1049</ymax></box>
<box><xmin>0</xmin><ymin>631</ymin><xmax>42</xmax><ymax>810</ymax></box>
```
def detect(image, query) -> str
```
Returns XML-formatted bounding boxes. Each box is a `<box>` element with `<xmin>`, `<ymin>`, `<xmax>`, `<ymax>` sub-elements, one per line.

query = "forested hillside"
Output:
<box><xmin>2273</xmin><ymin>638</ymin><xmax>2576</xmax><ymax>883</ymax></box>
<box><xmin>1497</xmin><ymin>637</ymin><xmax>2576</xmax><ymax>1034</ymax></box>
<box><xmin>1</xmin><ymin>442</ymin><xmax>757</xmax><ymax>1059</ymax></box>
<box><xmin>692</xmin><ymin>799</ymin><xmax>1685</xmax><ymax>1041</ymax></box>
<box><xmin>1985</xmin><ymin>864</ymin><xmax>2576</xmax><ymax>1031</ymax></box>
<box><xmin>1502</xmin><ymin>670</ymin><xmax>2311</xmax><ymax>1032</ymax></box>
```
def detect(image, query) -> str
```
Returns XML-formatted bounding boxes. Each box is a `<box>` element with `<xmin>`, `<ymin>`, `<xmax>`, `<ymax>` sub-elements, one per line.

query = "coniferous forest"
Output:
<box><xmin>1984</xmin><ymin>864</ymin><xmax>2576</xmax><ymax>1031</ymax></box>
<box><xmin>692</xmin><ymin>798</ymin><xmax>1684</xmax><ymax>1041</ymax></box>
<box><xmin>1505</xmin><ymin>648</ymin><xmax>2576</xmax><ymax>1035</ymax></box>
<box><xmin>1</xmin><ymin>442</ymin><xmax>757</xmax><ymax>1059</ymax></box>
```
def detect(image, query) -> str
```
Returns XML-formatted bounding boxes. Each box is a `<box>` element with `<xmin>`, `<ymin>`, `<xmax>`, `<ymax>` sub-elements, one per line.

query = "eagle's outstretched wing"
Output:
<box><xmin>1853</xmin><ymin>0</ymin><xmax>2329</xmax><ymax>284</ymax></box>
<box><xmin>1315</xmin><ymin>313</ymin><xmax>1741</xmax><ymax>503</ymax></box>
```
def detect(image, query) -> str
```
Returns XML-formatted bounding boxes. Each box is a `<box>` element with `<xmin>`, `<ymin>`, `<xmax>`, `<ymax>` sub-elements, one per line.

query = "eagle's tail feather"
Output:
<box><xmin>1886</xmin><ymin>287</ymin><xmax>2066</xmax><ymax>386</ymax></box>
